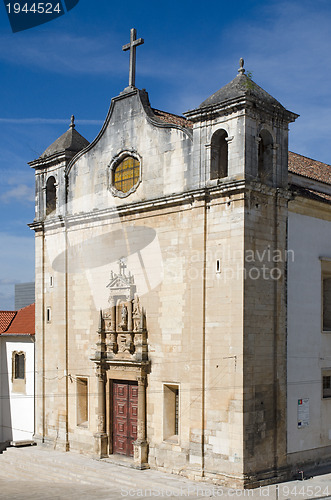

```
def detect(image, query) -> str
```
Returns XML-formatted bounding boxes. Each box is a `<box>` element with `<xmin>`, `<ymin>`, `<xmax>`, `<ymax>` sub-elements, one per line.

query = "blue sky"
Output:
<box><xmin>0</xmin><ymin>0</ymin><xmax>330</xmax><ymax>309</ymax></box>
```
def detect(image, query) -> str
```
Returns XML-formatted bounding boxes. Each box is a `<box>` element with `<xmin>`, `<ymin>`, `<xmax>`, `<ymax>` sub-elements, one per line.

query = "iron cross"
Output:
<box><xmin>122</xmin><ymin>28</ymin><xmax>144</xmax><ymax>88</ymax></box>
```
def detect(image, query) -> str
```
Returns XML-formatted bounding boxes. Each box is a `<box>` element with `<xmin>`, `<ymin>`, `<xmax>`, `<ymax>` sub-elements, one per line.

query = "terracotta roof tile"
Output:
<box><xmin>152</xmin><ymin>109</ymin><xmax>193</xmax><ymax>129</ymax></box>
<box><xmin>5</xmin><ymin>303</ymin><xmax>35</xmax><ymax>335</ymax></box>
<box><xmin>289</xmin><ymin>151</ymin><xmax>331</xmax><ymax>185</ymax></box>
<box><xmin>0</xmin><ymin>311</ymin><xmax>16</xmax><ymax>333</ymax></box>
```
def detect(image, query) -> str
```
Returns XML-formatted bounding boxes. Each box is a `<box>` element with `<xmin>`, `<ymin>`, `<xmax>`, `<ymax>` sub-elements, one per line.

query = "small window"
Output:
<box><xmin>14</xmin><ymin>352</ymin><xmax>25</xmax><ymax>379</ymax></box>
<box><xmin>163</xmin><ymin>384</ymin><xmax>179</xmax><ymax>440</ymax></box>
<box><xmin>77</xmin><ymin>377</ymin><xmax>88</xmax><ymax>426</ymax></box>
<box><xmin>323</xmin><ymin>276</ymin><xmax>331</xmax><ymax>331</ymax></box>
<box><xmin>211</xmin><ymin>129</ymin><xmax>228</xmax><ymax>180</ymax></box>
<box><xmin>46</xmin><ymin>176</ymin><xmax>56</xmax><ymax>216</ymax></box>
<box><xmin>46</xmin><ymin>307</ymin><xmax>51</xmax><ymax>323</ymax></box>
<box><xmin>12</xmin><ymin>351</ymin><xmax>26</xmax><ymax>393</ymax></box>
<box><xmin>323</xmin><ymin>374</ymin><xmax>331</xmax><ymax>398</ymax></box>
<box><xmin>49</xmin><ymin>276</ymin><xmax>53</xmax><ymax>288</ymax></box>
<box><xmin>113</xmin><ymin>156</ymin><xmax>140</xmax><ymax>194</ymax></box>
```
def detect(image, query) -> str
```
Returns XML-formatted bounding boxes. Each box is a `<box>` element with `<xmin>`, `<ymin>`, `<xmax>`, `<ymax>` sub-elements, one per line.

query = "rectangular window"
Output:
<box><xmin>15</xmin><ymin>353</ymin><xmax>25</xmax><ymax>379</ymax></box>
<box><xmin>12</xmin><ymin>351</ymin><xmax>26</xmax><ymax>393</ymax></box>
<box><xmin>323</xmin><ymin>277</ymin><xmax>331</xmax><ymax>331</ymax></box>
<box><xmin>321</xmin><ymin>260</ymin><xmax>331</xmax><ymax>332</ymax></box>
<box><xmin>323</xmin><ymin>374</ymin><xmax>331</xmax><ymax>398</ymax></box>
<box><xmin>77</xmin><ymin>377</ymin><xmax>88</xmax><ymax>426</ymax></box>
<box><xmin>46</xmin><ymin>307</ymin><xmax>51</xmax><ymax>323</ymax></box>
<box><xmin>163</xmin><ymin>384</ymin><xmax>179</xmax><ymax>441</ymax></box>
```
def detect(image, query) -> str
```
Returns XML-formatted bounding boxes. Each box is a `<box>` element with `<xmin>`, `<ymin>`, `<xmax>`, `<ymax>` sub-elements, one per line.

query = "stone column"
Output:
<box><xmin>133</xmin><ymin>374</ymin><xmax>149</xmax><ymax>469</ymax></box>
<box><xmin>94</xmin><ymin>366</ymin><xmax>108</xmax><ymax>458</ymax></box>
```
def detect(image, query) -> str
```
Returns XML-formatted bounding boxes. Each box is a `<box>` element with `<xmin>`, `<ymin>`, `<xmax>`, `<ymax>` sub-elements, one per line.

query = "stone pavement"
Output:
<box><xmin>1</xmin><ymin>446</ymin><xmax>331</xmax><ymax>500</ymax></box>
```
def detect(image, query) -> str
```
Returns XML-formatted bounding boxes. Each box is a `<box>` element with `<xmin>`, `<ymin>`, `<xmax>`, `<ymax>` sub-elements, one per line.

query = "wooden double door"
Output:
<box><xmin>112</xmin><ymin>380</ymin><xmax>138</xmax><ymax>457</ymax></box>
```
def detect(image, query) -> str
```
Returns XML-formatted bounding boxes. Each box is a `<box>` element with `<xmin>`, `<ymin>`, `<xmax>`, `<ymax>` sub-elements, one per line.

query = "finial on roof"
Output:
<box><xmin>70</xmin><ymin>115</ymin><xmax>75</xmax><ymax>129</ymax></box>
<box><xmin>98</xmin><ymin>309</ymin><xmax>103</xmax><ymax>332</ymax></box>
<box><xmin>238</xmin><ymin>58</ymin><xmax>245</xmax><ymax>75</ymax></box>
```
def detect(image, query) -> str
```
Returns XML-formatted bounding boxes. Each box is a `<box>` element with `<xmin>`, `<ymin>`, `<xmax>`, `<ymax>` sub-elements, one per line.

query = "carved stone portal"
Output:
<box><xmin>91</xmin><ymin>260</ymin><xmax>149</xmax><ymax>468</ymax></box>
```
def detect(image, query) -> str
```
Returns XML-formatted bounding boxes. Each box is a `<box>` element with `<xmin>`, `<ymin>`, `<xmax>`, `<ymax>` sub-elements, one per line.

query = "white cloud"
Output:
<box><xmin>0</xmin><ymin>184</ymin><xmax>34</xmax><ymax>204</ymax></box>
<box><xmin>0</xmin><ymin>32</ymin><xmax>126</xmax><ymax>76</ymax></box>
<box><xmin>168</xmin><ymin>0</ymin><xmax>331</xmax><ymax>163</ymax></box>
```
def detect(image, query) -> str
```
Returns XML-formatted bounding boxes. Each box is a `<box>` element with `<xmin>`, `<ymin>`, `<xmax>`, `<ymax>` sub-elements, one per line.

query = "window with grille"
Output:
<box><xmin>163</xmin><ymin>384</ymin><xmax>179</xmax><ymax>440</ymax></box>
<box><xmin>113</xmin><ymin>156</ymin><xmax>140</xmax><ymax>194</ymax></box>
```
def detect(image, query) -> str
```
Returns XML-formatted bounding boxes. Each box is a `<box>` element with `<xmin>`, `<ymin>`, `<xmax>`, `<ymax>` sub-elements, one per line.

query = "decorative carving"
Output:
<box><xmin>92</xmin><ymin>260</ymin><xmax>148</xmax><ymax>366</ymax></box>
<box><xmin>106</xmin><ymin>259</ymin><xmax>136</xmax><ymax>302</ymax></box>
<box><xmin>133</xmin><ymin>294</ymin><xmax>142</xmax><ymax>332</ymax></box>
<box><xmin>137</xmin><ymin>375</ymin><xmax>146</xmax><ymax>386</ymax></box>
<box><xmin>119</xmin><ymin>303</ymin><xmax>128</xmax><ymax>330</ymax></box>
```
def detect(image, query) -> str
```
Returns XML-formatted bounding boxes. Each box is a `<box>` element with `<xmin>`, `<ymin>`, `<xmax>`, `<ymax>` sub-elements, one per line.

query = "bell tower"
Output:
<box><xmin>29</xmin><ymin>116</ymin><xmax>89</xmax><ymax>222</ymax></box>
<box><xmin>185</xmin><ymin>60</ymin><xmax>299</xmax><ymax>485</ymax></box>
<box><xmin>185</xmin><ymin>58</ymin><xmax>298</xmax><ymax>189</ymax></box>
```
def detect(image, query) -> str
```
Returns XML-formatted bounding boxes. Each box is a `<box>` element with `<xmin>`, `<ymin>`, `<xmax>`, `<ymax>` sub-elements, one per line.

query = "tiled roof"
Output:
<box><xmin>40</xmin><ymin>123</ymin><xmax>89</xmax><ymax>159</ymax></box>
<box><xmin>0</xmin><ymin>311</ymin><xmax>16</xmax><ymax>333</ymax></box>
<box><xmin>3</xmin><ymin>303</ymin><xmax>35</xmax><ymax>335</ymax></box>
<box><xmin>199</xmin><ymin>73</ymin><xmax>286</xmax><ymax>111</ymax></box>
<box><xmin>289</xmin><ymin>151</ymin><xmax>331</xmax><ymax>186</ymax></box>
<box><xmin>152</xmin><ymin>109</ymin><xmax>193</xmax><ymax>129</ymax></box>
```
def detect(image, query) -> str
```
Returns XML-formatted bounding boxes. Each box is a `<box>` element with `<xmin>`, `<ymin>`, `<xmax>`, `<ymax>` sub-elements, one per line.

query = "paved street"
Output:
<box><xmin>1</xmin><ymin>446</ymin><xmax>331</xmax><ymax>500</ymax></box>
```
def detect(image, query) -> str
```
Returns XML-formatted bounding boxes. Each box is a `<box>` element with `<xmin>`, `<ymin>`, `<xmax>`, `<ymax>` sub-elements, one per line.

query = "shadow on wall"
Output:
<box><xmin>1</xmin><ymin>344</ymin><xmax>13</xmax><ymax>444</ymax></box>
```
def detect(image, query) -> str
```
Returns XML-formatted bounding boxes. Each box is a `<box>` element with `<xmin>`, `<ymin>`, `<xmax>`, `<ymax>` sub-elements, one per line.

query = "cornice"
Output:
<box><xmin>28</xmin><ymin>150</ymin><xmax>77</xmax><ymax>170</ymax></box>
<box><xmin>28</xmin><ymin>180</ymin><xmax>292</xmax><ymax>233</ymax></box>
<box><xmin>184</xmin><ymin>95</ymin><xmax>298</xmax><ymax>125</ymax></box>
<box><xmin>28</xmin><ymin>181</ymin><xmax>248</xmax><ymax>231</ymax></box>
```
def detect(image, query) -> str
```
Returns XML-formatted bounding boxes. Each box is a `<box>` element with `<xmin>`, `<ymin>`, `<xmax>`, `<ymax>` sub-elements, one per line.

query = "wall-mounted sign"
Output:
<box><xmin>297</xmin><ymin>398</ymin><xmax>309</xmax><ymax>428</ymax></box>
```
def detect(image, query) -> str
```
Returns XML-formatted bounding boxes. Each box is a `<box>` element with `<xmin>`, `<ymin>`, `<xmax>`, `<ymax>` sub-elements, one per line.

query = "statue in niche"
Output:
<box><xmin>119</xmin><ymin>303</ymin><xmax>128</xmax><ymax>330</ymax></box>
<box><xmin>133</xmin><ymin>294</ymin><xmax>142</xmax><ymax>332</ymax></box>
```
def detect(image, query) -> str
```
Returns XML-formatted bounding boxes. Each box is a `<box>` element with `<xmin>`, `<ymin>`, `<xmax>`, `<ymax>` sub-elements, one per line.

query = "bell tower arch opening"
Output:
<box><xmin>210</xmin><ymin>129</ymin><xmax>228</xmax><ymax>180</ymax></box>
<box><xmin>46</xmin><ymin>176</ymin><xmax>56</xmax><ymax>216</ymax></box>
<box><xmin>258</xmin><ymin>129</ymin><xmax>273</xmax><ymax>184</ymax></box>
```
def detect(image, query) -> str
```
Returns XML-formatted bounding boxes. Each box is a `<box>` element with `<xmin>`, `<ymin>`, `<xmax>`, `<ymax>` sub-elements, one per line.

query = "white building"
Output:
<box><xmin>287</xmin><ymin>153</ymin><xmax>331</xmax><ymax>467</ymax></box>
<box><xmin>0</xmin><ymin>304</ymin><xmax>35</xmax><ymax>445</ymax></box>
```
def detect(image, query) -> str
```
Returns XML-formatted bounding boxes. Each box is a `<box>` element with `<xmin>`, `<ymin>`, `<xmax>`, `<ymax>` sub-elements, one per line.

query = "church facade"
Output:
<box><xmin>29</xmin><ymin>41</ymin><xmax>331</xmax><ymax>487</ymax></box>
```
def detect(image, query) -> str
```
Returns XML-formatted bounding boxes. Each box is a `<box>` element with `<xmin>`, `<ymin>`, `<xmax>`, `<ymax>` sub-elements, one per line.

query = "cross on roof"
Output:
<box><xmin>122</xmin><ymin>28</ymin><xmax>144</xmax><ymax>88</ymax></box>
<box><xmin>119</xmin><ymin>258</ymin><xmax>127</xmax><ymax>275</ymax></box>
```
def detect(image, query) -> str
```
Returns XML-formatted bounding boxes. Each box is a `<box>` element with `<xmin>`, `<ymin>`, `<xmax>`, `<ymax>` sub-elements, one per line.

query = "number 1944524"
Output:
<box><xmin>6</xmin><ymin>3</ymin><xmax>62</xmax><ymax>14</ymax></box>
